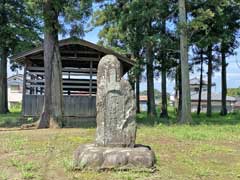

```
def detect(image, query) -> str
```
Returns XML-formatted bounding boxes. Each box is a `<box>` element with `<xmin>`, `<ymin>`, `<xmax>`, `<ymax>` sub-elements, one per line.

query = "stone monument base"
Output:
<box><xmin>73</xmin><ymin>144</ymin><xmax>156</xmax><ymax>170</ymax></box>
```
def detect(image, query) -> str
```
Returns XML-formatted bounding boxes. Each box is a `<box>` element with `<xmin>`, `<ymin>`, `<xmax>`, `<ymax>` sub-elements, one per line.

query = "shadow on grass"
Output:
<box><xmin>0</xmin><ymin>112</ymin><xmax>97</xmax><ymax>129</ymax></box>
<box><xmin>63</xmin><ymin>120</ymin><xmax>96</xmax><ymax>128</ymax></box>
<box><xmin>0</xmin><ymin>112</ymin><xmax>28</xmax><ymax>128</ymax></box>
<box><xmin>1</xmin><ymin>109</ymin><xmax>240</xmax><ymax>129</ymax></box>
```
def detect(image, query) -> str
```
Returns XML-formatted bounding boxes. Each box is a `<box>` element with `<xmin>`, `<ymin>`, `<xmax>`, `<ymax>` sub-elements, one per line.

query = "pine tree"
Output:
<box><xmin>0</xmin><ymin>0</ymin><xmax>40</xmax><ymax>114</ymax></box>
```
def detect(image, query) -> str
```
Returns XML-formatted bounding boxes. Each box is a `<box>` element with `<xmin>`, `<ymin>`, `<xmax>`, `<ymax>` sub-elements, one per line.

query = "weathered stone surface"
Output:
<box><xmin>96</xmin><ymin>55</ymin><xmax>136</xmax><ymax>147</ymax></box>
<box><xmin>128</xmin><ymin>148</ymin><xmax>156</xmax><ymax>168</ymax></box>
<box><xmin>102</xmin><ymin>151</ymin><xmax>128</xmax><ymax>168</ymax></box>
<box><xmin>73</xmin><ymin>54</ymin><xmax>156</xmax><ymax>170</ymax></box>
<box><xmin>74</xmin><ymin>144</ymin><xmax>104</xmax><ymax>169</ymax></box>
<box><xmin>73</xmin><ymin>144</ymin><xmax>156</xmax><ymax>170</ymax></box>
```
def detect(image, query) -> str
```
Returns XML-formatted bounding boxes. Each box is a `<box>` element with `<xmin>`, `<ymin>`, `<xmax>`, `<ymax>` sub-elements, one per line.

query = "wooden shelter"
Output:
<box><xmin>11</xmin><ymin>38</ymin><xmax>134</xmax><ymax>122</ymax></box>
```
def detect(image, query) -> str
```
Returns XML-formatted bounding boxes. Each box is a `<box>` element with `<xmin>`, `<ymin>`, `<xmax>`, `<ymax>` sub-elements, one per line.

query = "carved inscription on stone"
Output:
<box><xmin>105</xmin><ymin>92</ymin><xmax>125</xmax><ymax>146</ymax></box>
<box><xmin>96</xmin><ymin>55</ymin><xmax>136</xmax><ymax>147</ymax></box>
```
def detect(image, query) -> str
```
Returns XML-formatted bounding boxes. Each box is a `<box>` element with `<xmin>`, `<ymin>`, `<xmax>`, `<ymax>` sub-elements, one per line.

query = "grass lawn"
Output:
<box><xmin>0</xmin><ymin>109</ymin><xmax>240</xmax><ymax>180</ymax></box>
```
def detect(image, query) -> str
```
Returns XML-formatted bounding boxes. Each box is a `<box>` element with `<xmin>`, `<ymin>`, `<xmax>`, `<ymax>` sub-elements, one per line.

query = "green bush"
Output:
<box><xmin>10</xmin><ymin>102</ymin><xmax>22</xmax><ymax>113</ymax></box>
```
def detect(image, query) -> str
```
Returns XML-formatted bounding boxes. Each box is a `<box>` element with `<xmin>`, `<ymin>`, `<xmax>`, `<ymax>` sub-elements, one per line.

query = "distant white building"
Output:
<box><xmin>170</xmin><ymin>77</ymin><xmax>236</xmax><ymax>112</ymax></box>
<box><xmin>189</xmin><ymin>77</ymin><xmax>213</xmax><ymax>93</ymax></box>
<box><xmin>191</xmin><ymin>91</ymin><xmax>236</xmax><ymax>112</ymax></box>
<box><xmin>139</xmin><ymin>95</ymin><xmax>160</xmax><ymax>112</ymax></box>
<box><xmin>8</xmin><ymin>74</ymin><xmax>23</xmax><ymax>107</ymax></box>
<box><xmin>139</xmin><ymin>95</ymin><xmax>148</xmax><ymax>111</ymax></box>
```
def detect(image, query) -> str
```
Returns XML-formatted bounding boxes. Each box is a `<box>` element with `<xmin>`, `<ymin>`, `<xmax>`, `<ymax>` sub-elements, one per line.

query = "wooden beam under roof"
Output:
<box><xmin>27</xmin><ymin>66</ymin><xmax>97</xmax><ymax>73</ymax></box>
<box><xmin>26</xmin><ymin>84</ymin><xmax>97</xmax><ymax>89</ymax></box>
<box><xmin>60</xmin><ymin>50</ymin><xmax>101</xmax><ymax>55</ymax></box>
<box><xmin>27</xmin><ymin>71</ymin><xmax>96</xmax><ymax>76</ymax></box>
<box><xmin>26</xmin><ymin>79</ymin><xmax>97</xmax><ymax>84</ymax></box>
<box><xmin>30</xmin><ymin>56</ymin><xmax>100</xmax><ymax>62</ymax></box>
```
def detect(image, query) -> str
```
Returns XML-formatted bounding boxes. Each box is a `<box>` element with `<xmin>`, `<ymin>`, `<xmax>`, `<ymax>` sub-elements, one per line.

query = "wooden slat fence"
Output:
<box><xmin>24</xmin><ymin>95</ymin><xmax>96</xmax><ymax>117</ymax></box>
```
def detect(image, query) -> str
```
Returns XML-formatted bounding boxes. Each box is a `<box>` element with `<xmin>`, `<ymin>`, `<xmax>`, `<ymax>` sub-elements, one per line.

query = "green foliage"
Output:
<box><xmin>93</xmin><ymin>0</ymin><xmax>173</xmax><ymax>75</ymax></box>
<box><xmin>227</xmin><ymin>88</ymin><xmax>240</xmax><ymax>97</ymax></box>
<box><xmin>189</xmin><ymin>0</ymin><xmax>240</xmax><ymax>52</ymax></box>
<box><xmin>10</xmin><ymin>103</ymin><xmax>22</xmax><ymax>113</ymax></box>
<box><xmin>0</xmin><ymin>0</ymin><xmax>41</xmax><ymax>70</ymax></box>
<box><xmin>9</xmin><ymin>158</ymin><xmax>38</xmax><ymax>179</ymax></box>
<box><xmin>25</xmin><ymin>0</ymin><xmax>94</xmax><ymax>38</ymax></box>
<box><xmin>0</xmin><ymin>171</ymin><xmax>8</xmax><ymax>180</ymax></box>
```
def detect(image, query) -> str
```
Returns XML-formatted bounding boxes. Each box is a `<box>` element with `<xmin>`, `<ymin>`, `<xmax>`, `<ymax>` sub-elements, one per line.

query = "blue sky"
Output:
<box><xmin>8</xmin><ymin>26</ymin><xmax>240</xmax><ymax>94</ymax></box>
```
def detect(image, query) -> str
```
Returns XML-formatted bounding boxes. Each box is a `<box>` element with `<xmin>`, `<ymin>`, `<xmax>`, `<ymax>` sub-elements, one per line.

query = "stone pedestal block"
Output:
<box><xmin>74</xmin><ymin>144</ymin><xmax>156</xmax><ymax>170</ymax></box>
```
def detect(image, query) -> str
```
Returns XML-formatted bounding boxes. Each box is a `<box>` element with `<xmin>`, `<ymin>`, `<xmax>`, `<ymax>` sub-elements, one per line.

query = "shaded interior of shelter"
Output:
<box><xmin>16</xmin><ymin>41</ymin><xmax>133</xmax><ymax>126</ymax></box>
<box><xmin>26</xmin><ymin>44</ymin><xmax>104</xmax><ymax>96</ymax></box>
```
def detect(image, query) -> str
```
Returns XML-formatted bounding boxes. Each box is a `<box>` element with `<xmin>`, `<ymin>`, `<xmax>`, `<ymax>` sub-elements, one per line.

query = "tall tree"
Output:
<box><xmin>217</xmin><ymin>1</ymin><xmax>240</xmax><ymax>115</ymax></box>
<box><xmin>132</xmin><ymin>52</ymin><xmax>143</xmax><ymax>114</ymax></box>
<box><xmin>160</xmin><ymin>53</ymin><xmax>168</xmax><ymax>119</ymax></box>
<box><xmin>0</xmin><ymin>48</ymin><xmax>8</xmax><ymax>114</ymax></box>
<box><xmin>157</xmin><ymin>0</ymin><xmax>178</xmax><ymax>119</ymax></box>
<box><xmin>135</xmin><ymin>60</ymin><xmax>141</xmax><ymax>113</ymax></box>
<box><xmin>197</xmin><ymin>49</ymin><xmax>204</xmax><ymax>115</ymax></box>
<box><xmin>0</xmin><ymin>0</ymin><xmax>8</xmax><ymax>113</ymax></box>
<box><xmin>93</xmin><ymin>1</ymin><xmax>162</xmax><ymax>118</ymax></box>
<box><xmin>221</xmin><ymin>47</ymin><xmax>227</xmax><ymax>115</ymax></box>
<box><xmin>190</xmin><ymin>0</ymin><xmax>240</xmax><ymax>116</ymax></box>
<box><xmin>206</xmin><ymin>45</ymin><xmax>213</xmax><ymax>117</ymax></box>
<box><xmin>190</xmin><ymin>46</ymin><xmax>206</xmax><ymax>115</ymax></box>
<box><xmin>38</xmin><ymin>1</ymin><xmax>63</xmax><ymax>128</ymax></box>
<box><xmin>178</xmin><ymin>0</ymin><xmax>192</xmax><ymax>123</ymax></box>
<box><xmin>0</xmin><ymin>0</ymin><xmax>40</xmax><ymax>114</ymax></box>
<box><xmin>177</xmin><ymin>65</ymin><xmax>182</xmax><ymax>118</ymax></box>
<box><xmin>159</xmin><ymin>31</ymin><xmax>179</xmax><ymax>119</ymax></box>
<box><xmin>27</xmin><ymin>0</ymin><xmax>93</xmax><ymax>128</ymax></box>
<box><xmin>146</xmin><ymin>43</ymin><xmax>157</xmax><ymax>117</ymax></box>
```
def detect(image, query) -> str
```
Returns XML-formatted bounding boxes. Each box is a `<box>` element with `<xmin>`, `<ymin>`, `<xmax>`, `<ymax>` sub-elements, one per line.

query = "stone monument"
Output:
<box><xmin>73</xmin><ymin>55</ymin><xmax>156</xmax><ymax>170</ymax></box>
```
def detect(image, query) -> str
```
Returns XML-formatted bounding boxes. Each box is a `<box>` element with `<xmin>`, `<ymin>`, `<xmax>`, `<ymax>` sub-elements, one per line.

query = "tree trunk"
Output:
<box><xmin>177</xmin><ymin>65</ymin><xmax>182</xmax><ymax>121</ymax></box>
<box><xmin>160</xmin><ymin>20</ymin><xmax>168</xmax><ymax>119</ymax></box>
<box><xmin>136</xmin><ymin>73</ymin><xmax>140</xmax><ymax>113</ymax></box>
<box><xmin>206</xmin><ymin>46</ymin><xmax>212</xmax><ymax>117</ymax></box>
<box><xmin>0</xmin><ymin>47</ymin><xmax>9</xmax><ymax>113</ymax></box>
<box><xmin>174</xmin><ymin>67</ymin><xmax>179</xmax><ymax>112</ymax></box>
<box><xmin>178</xmin><ymin>0</ymin><xmax>192</xmax><ymax>124</ymax></box>
<box><xmin>160</xmin><ymin>59</ymin><xmax>168</xmax><ymax>119</ymax></box>
<box><xmin>128</xmin><ymin>71</ymin><xmax>135</xmax><ymax>90</ymax></box>
<box><xmin>38</xmin><ymin>1</ymin><xmax>63</xmax><ymax>128</ymax></box>
<box><xmin>197</xmin><ymin>50</ymin><xmax>204</xmax><ymax>115</ymax></box>
<box><xmin>146</xmin><ymin>44</ymin><xmax>157</xmax><ymax>117</ymax></box>
<box><xmin>220</xmin><ymin>47</ymin><xmax>227</xmax><ymax>115</ymax></box>
<box><xmin>0</xmin><ymin>0</ymin><xmax>9</xmax><ymax>114</ymax></box>
<box><xmin>133</xmin><ymin>52</ymin><xmax>141</xmax><ymax>113</ymax></box>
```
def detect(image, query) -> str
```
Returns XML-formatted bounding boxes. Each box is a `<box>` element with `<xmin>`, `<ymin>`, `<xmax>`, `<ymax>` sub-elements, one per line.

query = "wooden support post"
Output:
<box><xmin>30</xmin><ymin>74</ymin><xmax>33</xmax><ymax>95</ymax></box>
<box><xmin>89</xmin><ymin>61</ymin><xmax>93</xmax><ymax>96</ymax></box>
<box><xmin>41</xmin><ymin>73</ymin><xmax>43</xmax><ymax>95</ymax></box>
<box><xmin>22</xmin><ymin>64</ymin><xmax>27</xmax><ymax>116</ymax></box>
<box><xmin>68</xmin><ymin>71</ymin><xmax>70</xmax><ymax>95</ymax></box>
